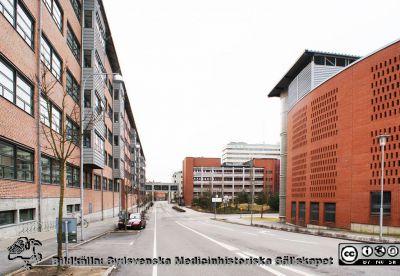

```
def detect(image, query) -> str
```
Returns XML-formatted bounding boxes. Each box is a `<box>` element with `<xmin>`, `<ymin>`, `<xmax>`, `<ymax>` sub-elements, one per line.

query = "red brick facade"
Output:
<box><xmin>287</xmin><ymin>40</ymin><xmax>400</xmax><ymax>229</ymax></box>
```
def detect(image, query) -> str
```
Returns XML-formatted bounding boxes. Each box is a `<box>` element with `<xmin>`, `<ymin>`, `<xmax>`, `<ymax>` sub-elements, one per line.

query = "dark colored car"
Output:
<box><xmin>118</xmin><ymin>212</ymin><xmax>146</xmax><ymax>230</ymax></box>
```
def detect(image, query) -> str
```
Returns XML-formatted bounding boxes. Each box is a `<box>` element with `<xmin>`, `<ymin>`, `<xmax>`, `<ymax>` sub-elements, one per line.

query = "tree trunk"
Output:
<box><xmin>57</xmin><ymin>161</ymin><xmax>66</xmax><ymax>262</ymax></box>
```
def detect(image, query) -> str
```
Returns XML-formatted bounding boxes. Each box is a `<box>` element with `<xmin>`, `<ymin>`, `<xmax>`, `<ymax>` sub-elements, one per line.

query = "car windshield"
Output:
<box><xmin>129</xmin><ymin>214</ymin><xmax>141</xmax><ymax>219</ymax></box>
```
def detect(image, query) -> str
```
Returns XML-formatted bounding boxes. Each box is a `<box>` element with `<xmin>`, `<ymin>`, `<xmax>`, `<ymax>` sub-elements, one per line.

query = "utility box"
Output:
<box><xmin>56</xmin><ymin>218</ymin><xmax>78</xmax><ymax>243</ymax></box>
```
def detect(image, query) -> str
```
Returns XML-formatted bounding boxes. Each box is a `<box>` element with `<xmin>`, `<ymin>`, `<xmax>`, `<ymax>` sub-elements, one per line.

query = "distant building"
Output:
<box><xmin>222</xmin><ymin>142</ymin><xmax>280</xmax><ymax>165</ymax></box>
<box><xmin>172</xmin><ymin>171</ymin><xmax>183</xmax><ymax>197</ymax></box>
<box><xmin>182</xmin><ymin>157</ymin><xmax>279</xmax><ymax>207</ymax></box>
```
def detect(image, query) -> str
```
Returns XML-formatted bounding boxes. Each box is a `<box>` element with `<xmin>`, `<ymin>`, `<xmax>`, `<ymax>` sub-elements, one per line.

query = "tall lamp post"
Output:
<box><xmin>377</xmin><ymin>134</ymin><xmax>390</xmax><ymax>241</ymax></box>
<box><xmin>80</xmin><ymin>72</ymin><xmax>123</xmax><ymax>241</ymax></box>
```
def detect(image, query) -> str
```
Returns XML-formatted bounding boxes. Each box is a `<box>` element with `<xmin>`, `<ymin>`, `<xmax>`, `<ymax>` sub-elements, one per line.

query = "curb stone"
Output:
<box><xmin>214</xmin><ymin>218</ymin><xmax>400</xmax><ymax>243</ymax></box>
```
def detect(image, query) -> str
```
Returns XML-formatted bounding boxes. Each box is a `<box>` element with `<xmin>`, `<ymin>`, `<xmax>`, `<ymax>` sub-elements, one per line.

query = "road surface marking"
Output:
<box><xmin>243</xmin><ymin>232</ymin><xmax>257</xmax><ymax>236</ymax></box>
<box><xmin>176</xmin><ymin>221</ymin><xmax>239</xmax><ymax>251</ymax></box>
<box><xmin>129</xmin><ymin>240</ymin><xmax>135</xmax><ymax>246</ymax></box>
<box><xmin>199</xmin><ymin>221</ymin><xmax>234</xmax><ymax>231</ymax></box>
<box><xmin>241</xmin><ymin>252</ymin><xmax>286</xmax><ymax>276</ymax></box>
<box><xmin>277</xmin><ymin>237</ymin><xmax>317</xmax><ymax>244</ymax></box>
<box><xmin>152</xmin><ymin>207</ymin><xmax>157</xmax><ymax>276</ymax></box>
<box><xmin>259</xmin><ymin>230</ymin><xmax>276</xmax><ymax>236</ymax></box>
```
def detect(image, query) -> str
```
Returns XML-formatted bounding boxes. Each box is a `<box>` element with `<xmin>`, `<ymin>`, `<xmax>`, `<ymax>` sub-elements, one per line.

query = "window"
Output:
<box><xmin>108</xmin><ymin>179</ymin><xmax>113</xmax><ymax>191</ymax></box>
<box><xmin>114</xmin><ymin>135</ymin><xmax>119</xmax><ymax>146</ymax></box>
<box><xmin>102</xmin><ymin>177</ymin><xmax>107</xmax><ymax>190</ymax></box>
<box><xmin>19</xmin><ymin>208</ymin><xmax>34</xmax><ymax>222</ymax></box>
<box><xmin>114</xmin><ymin>89</ymin><xmax>119</xmax><ymax>100</ymax></box>
<box><xmin>66</xmin><ymin>204</ymin><xmax>73</xmax><ymax>213</ymax></box>
<box><xmin>107</xmin><ymin>129</ymin><xmax>112</xmax><ymax>144</ymax></box>
<box><xmin>299</xmin><ymin>202</ymin><xmax>305</xmax><ymax>220</ymax></box>
<box><xmin>84</xmin><ymin>9</ymin><xmax>92</xmax><ymax>28</ymax></box>
<box><xmin>0</xmin><ymin>210</ymin><xmax>15</xmax><ymax>226</ymax></box>
<box><xmin>108</xmin><ymin>154</ymin><xmax>112</xmax><ymax>168</ymax></box>
<box><xmin>107</xmin><ymin>104</ymin><xmax>113</xmax><ymax>119</ymax></box>
<box><xmin>371</xmin><ymin>191</ymin><xmax>391</xmax><ymax>215</ymax></box>
<box><xmin>94</xmin><ymin>174</ymin><xmax>101</xmax><ymax>190</ymax></box>
<box><xmin>0</xmin><ymin>140</ymin><xmax>33</xmax><ymax>181</ymax></box>
<box><xmin>84</xmin><ymin>89</ymin><xmax>91</xmax><ymax>107</ymax></box>
<box><xmin>70</xmin><ymin>0</ymin><xmax>81</xmax><ymax>22</ymax></box>
<box><xmin>94</xmin><ymin>51</ymin><xmax>106</xmax><ymax>81</ymax></box>
<box><xmin>310</xmin><ymin>202</ymin><xmax>319</xmax><ymax>222</ymax></box>
<box><xmin>44</xmin><ymin>0</ymin><xmax>63</xmax><ymax>30</ymax></box>
<box><xmin>67</xmin><ymin>24</ymin><xmax>80</xmax><ymax>62</ymax></box>
<box><xmin>114</xmin><ymin>181</ymin><xmax>119</xmax><ymax>192</ymax></box>
<box><xmin>84</xmin><ymin>170</ymin><xmax>92</xmax><ymax>189</ymax></box>
<box><xmin>66</xmin><ymin>164</ymin><xmax>79</xmax><ymax>188</ymax></box>
<box><xmin>40</xmin><ymin>35</ymin><xmax>62</xmax><ymax>80</ymax></box>
<box><xmin>51</xmin><ymin>105</ymin><xmax>61</xmax><ymax>133</ymax></box>
<box><xmin>291</xmin><ymin>202</ymin><xmax>296</xmax><ymax>220</ymax></box>
<box><xmin>40</xmin><ymin>94</ymin><xmax>50</xmax><ymax>126</ymax></box>
<box><xmin>114</xmin><ymin>158</ymin><xmax>119</xmax><ymax>169</ymax></box>
<box><xmin>324</xmin><ymin>203</ymin><xmax>336</xmax><ymax>223</ymax></box>
<box><xmin>66</xmin><ymin>118</ymin><xmax>79</xmax><ymax>144</ymax></box>
<box><xmin>95</xmin><ymin>11</ymin><xmax>105</xmax><ymax>49</ymax></box>
<box><xmin>66</xmin><ymin>70</ymin><xmax>80</xmax><ymax>102</ymax></box>
<box><xmin>94</xmin><ymin>132</ymin><xmax>104</xmax><ymax>152</ymax></box>
<box><xmin>94</xmin><ymin>92</ymin><xmax>101</xmax><ymax>114</ymax></box>
<box><xmin>84</xmin><ymin>50</ymin><xmax>91</xmax><ymax>67</ymax></box>
<box><xmin>16</xmin><ymin>148</ymin><xmax>33</xmax><ymax>181</ymax></box>
<box><xmin>0</xmin><ymin>1</ymin><xmax>34</xmax><ymax>47</ymax></box>
<box><xmin>83</xmin><ymin>130</ymin><xmax>91</xmax><ymax>148</ymax></box>
<box><xmin>0</xmin><ymin>59</ymin><xmax>33</xmax><ymax>114</ymax></box>
<box><xmin>114</xmin><ymin>112</ymin><xmax>119</xmax><ymax>123</ymax></box>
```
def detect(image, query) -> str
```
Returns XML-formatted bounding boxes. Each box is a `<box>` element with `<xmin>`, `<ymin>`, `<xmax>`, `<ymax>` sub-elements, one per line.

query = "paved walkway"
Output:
<box><xmin>0</xmin><ymin>215</ymin><xmax>120</xmax><ymax>275</ymax></box>
<box><xmin>216</xmin><ymin>213</ymin><xmax>400</xmax><ymax>243</ymax></box>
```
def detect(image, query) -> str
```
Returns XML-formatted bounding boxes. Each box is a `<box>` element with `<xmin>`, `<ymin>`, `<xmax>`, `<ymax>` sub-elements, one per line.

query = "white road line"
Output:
<box><xmin>241</xmin><ymin>252</ymin><xmax>286</xmax><ymax>276</ymax></box>
<box><xmin>277</xmin><ymin>238</ymin><xmax>317</xmax><ymax>245</ymax></box>
<box><xmin>259</xmin><ymin>230</ymin><xmax>276</xmax><ymax>236</ymax></box>
<box><xmin>198</xmin><ymin>221</ymin><xmax>235</xmax><ymax>231</ymax></box>
<box><xmin>152</xmin><ymin>207</ymin><xmax>157</xmax><ymax>276</ymax></box>
<box><xmin>176</xmin><ymin>221</ymin><xmax>239</xmax><ymax>251</ymax></box>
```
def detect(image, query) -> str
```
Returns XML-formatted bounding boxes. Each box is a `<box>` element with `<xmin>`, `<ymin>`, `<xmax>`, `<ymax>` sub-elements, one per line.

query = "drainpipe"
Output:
<box><xmin>37</xmin><ymin>0</ymin><xmax>43</xmax><ymax>232</ymax></box>
<box><xmin>79</xmin><ymin>0</ymin><xmax>85</xmax><ymax>241</ymax></box>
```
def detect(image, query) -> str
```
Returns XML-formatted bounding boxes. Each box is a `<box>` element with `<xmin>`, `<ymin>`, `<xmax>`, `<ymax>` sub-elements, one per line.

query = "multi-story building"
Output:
<box><xmin>0</xmin><ymin>0</ymin><xmax>145</xmax><ymax>237</ymax></box>
<box><xmin>222</xmin><ymin>142</ymin><xmax>280</xmax><ymax>165</ymax></box>
<box><xmin>172</xmin><ymin>170</ymin><xmax>182</xmax><ymax>197</ymax></box>
<box><xmin>268</xmin><ymin>39</ymin><xmax>400</xmax><ymax>234</ymax></box>
<box><xmin>268</xmin><ymin>50</ymin><xmax>360</xmax><ymax>223</ymax></box>
<box><xmin>182</xmin><ymin>157</ymin><xmax>279</xmax><ymax>207</ymax></box>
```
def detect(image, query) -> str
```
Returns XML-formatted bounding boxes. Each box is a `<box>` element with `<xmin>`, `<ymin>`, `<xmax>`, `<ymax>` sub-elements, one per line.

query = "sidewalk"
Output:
<box><xmin>216</xmin><ymin>214</ymin><xmax>400</xmax><ymax>243</ymax></box>
<box><xmin>0</xmin><ymin>215</ymin><xmax>119</xmax><ymax>275</ymax></box>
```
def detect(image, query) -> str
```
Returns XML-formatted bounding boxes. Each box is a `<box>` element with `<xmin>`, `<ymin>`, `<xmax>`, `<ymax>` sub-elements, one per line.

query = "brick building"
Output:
<box><xmin>0</xmin><ymin>0</ymin><xmax>145</xmax><ymax>237</ymax></box>
<box><xmin>182</xmin><ymin>157</ymin><xmax>279</xmax><ymax>207</ymax></box>
<box><xmin>269</xmin><ymin>39</ymin><xmax>400</xmax><ymax>234</ymax></box>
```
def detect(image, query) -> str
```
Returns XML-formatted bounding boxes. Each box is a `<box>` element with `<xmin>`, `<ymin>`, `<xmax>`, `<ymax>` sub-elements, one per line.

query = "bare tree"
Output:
<box><xmin>37</xmin><ymin>66</ymin><xmax>102</xmax><ymax>260</ymax></box>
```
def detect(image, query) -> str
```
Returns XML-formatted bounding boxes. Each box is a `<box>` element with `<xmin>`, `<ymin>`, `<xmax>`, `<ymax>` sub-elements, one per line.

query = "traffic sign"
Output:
<box><xmin>212</xmin><ymin>198</ymin><xmax>222</xmax><ymax>202</ymax></box>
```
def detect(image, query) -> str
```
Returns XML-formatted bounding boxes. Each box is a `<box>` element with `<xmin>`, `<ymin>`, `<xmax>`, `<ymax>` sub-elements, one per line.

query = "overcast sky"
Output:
<box><xmin>103</xmin><ymin>0</ymin><xmax>399</xmax><ymax>182</ymax></box>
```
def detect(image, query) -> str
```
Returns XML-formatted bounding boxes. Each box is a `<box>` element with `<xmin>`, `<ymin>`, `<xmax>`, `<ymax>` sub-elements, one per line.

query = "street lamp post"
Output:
<box><xmin>80</xmin><ymin>72</ymin><xmax>123</xmax><ymax>241</ymax></box>
<box><xmin>377</xmin><ymin>134</ymin><xmax>390</xmax><ymax>241</ymax></box>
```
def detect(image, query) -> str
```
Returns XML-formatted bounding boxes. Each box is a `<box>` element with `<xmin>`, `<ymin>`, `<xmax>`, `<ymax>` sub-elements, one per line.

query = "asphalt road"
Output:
<box><xmin>53</xmin><ymin>201</ymin><xmax>399</xmax><ymax>276</ymax></box>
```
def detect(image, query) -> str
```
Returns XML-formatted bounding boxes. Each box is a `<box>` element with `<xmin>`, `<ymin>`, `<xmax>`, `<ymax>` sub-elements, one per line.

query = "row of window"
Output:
<box><xmin>0</xmin><ymin>139</ymin><xmax>33</xmax><ymax>181</ymax></box>
<box><xmin>0</xmin><ymin>208</ymin><xmax>34</xmax><ymax>227</ymax></box>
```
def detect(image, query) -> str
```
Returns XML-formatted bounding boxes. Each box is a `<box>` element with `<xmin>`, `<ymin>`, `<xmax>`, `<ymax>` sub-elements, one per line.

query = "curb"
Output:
<box><xmin>7</xmin><ymin>265</ymin><xmax>115</xmax><ymax>276</ymax></box>
<box><xmin>214</xmin><ymin>218</ymin><xmax>400</xmax><ymax>243</ymax></box>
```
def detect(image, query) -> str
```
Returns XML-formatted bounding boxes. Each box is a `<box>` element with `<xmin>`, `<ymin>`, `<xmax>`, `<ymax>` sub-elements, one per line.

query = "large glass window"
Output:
<box><xmin>371</xmin><ymin>191</ymin><xmax>391</xmax><ymax>215</ymax></box>
<box><xmin>44</xmin><ymin>0</ymin><xmax>63</xmax><ymax>30</ymax></box>
<box><xmin>310</xmin><ymin>202</ymin><xmax>319</xmax><ymax>223</ymax></box>
<box><xmin>16</xmin><ymin>3</ymin><xmax>33</xmax><ymax>47</ymax></box>
<box><xmin>67</xmin><ymin>164</ymin><xmax>79</xmax><ymax>188</ymax></box>
<box><xmin>0</xmin><ymin>210</ymin><xmax>15</xmax><ymax>226</ymax></box>
<box><xmin>84</xmin><ymin>9</ymin><xmax>92</xmax><ymax>28</ymax></box>
<box><xmin>94</xmin><ymin>132</ymin><xmax>104</xmax><ymax>152</ymax></box>
<box><xmin>0</xmin><ymin>140</ymin><xmax>15</xmax><ymax>179</ymax></box>
<box><xmin>0</xmin><ymin>59</ymin><xmax>33</xmax><ymax>114</ymax></box>
<box><xmin>51</xmin><ymin>105</ymin><xmax>61</xmax><ymax>133</ymax></box>
<box><xmin>66</xmin><ymin>118</ymin><xmax>79</xmax><ymax>144</ymax></box>
<box><xmin>84</xmin><ymin>170</ymin><xmax>92</xmax><ymax>189</ymax></box>
<box><xmin>41</xmin><ymin>155</ymin><xmax>60</xmax><ymax>185</ymax></box>
<box><xmin>16</xmin><ymin>148</ymin><xmax>33</xmax><ymax>181</ymax></box>
<box><xmin>0</xmin><ymin>0</ymin><xmax>14</xmax><ymax>23</ymax></box>
<box><xmin>40</xmin><ymin>94</ymin><xmax>50</xmax><ymax>126</ymax></box>
<box><xmin>84</xmin><ymin>50</ymin><xmax>91</xmax><ymax>67</ymax></box>
<box><xmin>324</xmin><ymin>203</ymin><xmax>336</xmax><ymax>223</ymax></box>
<box><xmin>70</xmin><ymin>0</ymin><xmax>81</xmax><ymax>22</ymax></box>
<box><xmin>94</xmin><ymin>174</ymin><xmax>101</xmax><ymax>190</ymax></box>
<box><xmin>67</xmin><ymin>24</ymin><xmax>80</xmax><ymax>62</ymax></box>
<box><xmin>102</xmin><ymin>177</ymin><xmax>107</xmax><ymax>190</ymax></box>
<box><xmin>0</xmin><ymin>140</ymin><xmax>33</xmax><ymax>181</ymax></box>
<box><xmin>19</xmin><ymin>208</ymin><xmax>34</xmax><ymax>222</ymax></box>
<box><xmin>108</xmin><ymin>179</ymin><xmax>113</xmax><ymax>191</ymax></box>
<box><xmin>40</xmin><ymin>35</ymin><xmax>62</xmax><ymax>81</ymax></box>
<box><xmin>299</xmin><ymin>202</ymin><xmax>305</xmax><ymax>220</ymax></box>
<box><xmin>66</xmin><ymin>70</ymin><xmax>80</xmax><ymax>102</ymax></box>
<box><xmin>291</xmin><ymin>202</ymin><xmax>296</xmax><ymax>221</ymax></box>
<box><xmin>83</xmin><ymin>130</ymin><xmax>91</xmax><ymax>148</ymax></box>
<box><xmin>94</xmin><ymin>92</ymin><xmax>101</xmax><ymax>114</ymax></box>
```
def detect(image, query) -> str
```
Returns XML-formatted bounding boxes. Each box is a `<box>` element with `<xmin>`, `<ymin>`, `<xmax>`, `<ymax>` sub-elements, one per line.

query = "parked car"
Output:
<box><xmin>118</xmin><ymin>212</ymin><xmax>146</xmax><ymax>230</ymax></box>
